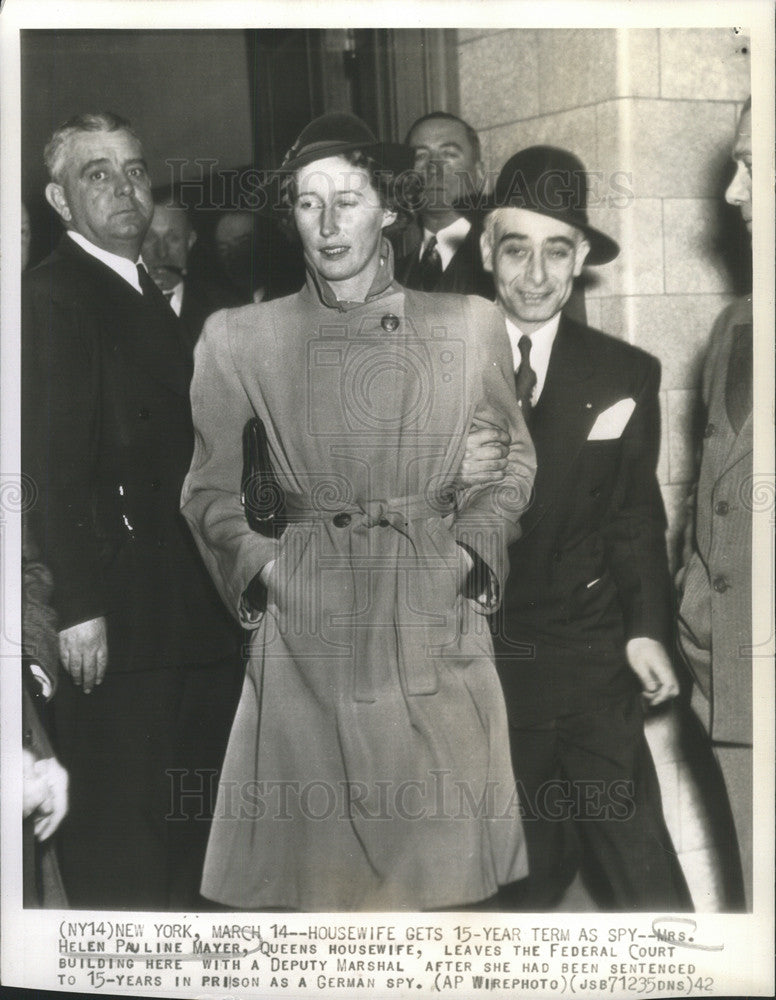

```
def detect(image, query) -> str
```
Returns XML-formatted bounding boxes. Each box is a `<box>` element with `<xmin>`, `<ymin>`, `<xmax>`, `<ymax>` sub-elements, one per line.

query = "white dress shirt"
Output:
<box><xmin>165</xmin><ymin>281</ymin><xmax>184</xmax><ymax>316</ymax></box>
<box><xmin>67</xmin><ymin>230</ymin><xmax>145</xmax><ymax>294</ymax></box>
<box><xmin>504</xmin><ymin>312</ymin><xmax>562</xmax><ymax>405</ymax></box>
<box><xmin>419</xmin><ymin>216</ymin><xmax>471</xmax><ymax>271</ymax></box>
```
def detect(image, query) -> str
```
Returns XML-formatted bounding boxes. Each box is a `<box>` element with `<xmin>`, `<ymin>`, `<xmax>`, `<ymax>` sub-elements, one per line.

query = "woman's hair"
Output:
<box><xmin>280</xmin><ymin>149</ymin><xmax>421</xmax><ymax>237</ymax></box>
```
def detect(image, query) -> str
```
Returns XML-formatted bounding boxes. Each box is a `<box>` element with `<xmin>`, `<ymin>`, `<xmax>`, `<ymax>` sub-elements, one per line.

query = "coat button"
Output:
<box><xmin>138</xmin><ymin>407</ymin><xmax>150</xmax><ymax>420</ymax></box>
<box><xmin>704</xmin><ymin>422</ymin><xmax>716</xmax><ymax>438</ymax></box>
<box><xmin>553</xmin><ymin>550</ymin><xmax>562</xmax><ymax>562</ymax></box>
<box><xmin>150</xmin><ymin>479</ymin><xmax>161</xmax><ymax>491</ymax></box>
<box><xmin>381</xmin><ymin>314</ymin><xmax>400</xmax><ymax>332</ymax></box>
<box><xmin>715</xmin><ymin>500</ymin><xmax>729</xmax><ymax>515</ymax></box>
<box><xmin>332</xmin><ymin>512</ymin><xmax>351</xmax><ymax>528</ymax></box>
<box><xmin>23</xmin><ymin>728</ymin><xmax>33</xmax><ymax>747</ymax></box>
<box><xmin>590</xmin><ymin>487</ymin><xmax>601</xmax><ymax>498</ymax></box>
<box><xmin>713</xmin><ymin>575</ymin><xmax>729</xmax><ymax>593</ymax></box>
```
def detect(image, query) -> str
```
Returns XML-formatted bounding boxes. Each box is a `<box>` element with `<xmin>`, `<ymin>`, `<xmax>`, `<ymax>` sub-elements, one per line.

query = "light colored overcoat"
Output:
<box><xmin>182</xmin><ymin>256</ymin><xmax>536</xmax><ymax>910</ymax></box>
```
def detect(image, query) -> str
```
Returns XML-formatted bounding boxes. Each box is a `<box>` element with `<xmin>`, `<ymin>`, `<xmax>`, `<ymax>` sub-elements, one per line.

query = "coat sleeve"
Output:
<box><xmin>600</xmin><ymin>353</ymin><xmax>672</xmax><ymax>645</ymax></box>
<box><xmin>22</xmin><ymin>274</ymin><xmax>107</xmax><ymax>631</ymax></box>
<box><xmin>181</xmin><ymin>310</ymin><xmax>280</xmax><ymax>627</ymax></box>
<box><xmin>454</xmin><ymin>297</ymin><xmax>536</xmax><ymax>612</ymax></box>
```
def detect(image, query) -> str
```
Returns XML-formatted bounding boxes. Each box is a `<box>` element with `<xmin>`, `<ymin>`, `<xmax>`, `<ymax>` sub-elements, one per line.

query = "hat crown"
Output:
<box><xmin>494</xmin><ymin>145</ymin><xmax>591</xmax><ymax>223</ymax></box>
<box><xmin>488</xmin><ymin>144</ymin><xmax>619</xmax><ymax>265</ymax></box>
<box><xmin>277</xmin><ymin>111</ymin><xmax>413</xmax><ymax>177</ymax></box>
<box><xmin>290</xmin><ymin>113</ymin><xmax>378</xmax><ymax>159</ymax></box>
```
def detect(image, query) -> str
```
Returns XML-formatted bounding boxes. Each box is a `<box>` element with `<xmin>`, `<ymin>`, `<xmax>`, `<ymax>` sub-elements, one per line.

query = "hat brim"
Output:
<box><xmin>481</xmin><ymin>199</ymin><xmax>619</xmax><ymax>265</ymax></box>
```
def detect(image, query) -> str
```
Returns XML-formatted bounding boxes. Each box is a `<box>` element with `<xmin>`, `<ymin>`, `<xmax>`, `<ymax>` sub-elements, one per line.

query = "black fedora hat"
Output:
<box><xmin>276</xmin><ymin>112</ymin><xmax>414</xmax><ymax>176</ymax></box>
<box><xmin>485</xmin><ymin>145</ymin><xmax>619</xmax><ymax>265</ymax></box>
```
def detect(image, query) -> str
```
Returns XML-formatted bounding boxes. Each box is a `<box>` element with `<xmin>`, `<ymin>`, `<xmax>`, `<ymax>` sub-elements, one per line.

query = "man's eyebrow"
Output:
<box><xmin>79</xmin><ymin>158</ymin><xmax>110</xmax><ymax>178</ymax></box>
<box><xmin>79</xmin><ymin>157</ymin><xmax>148</xmax><ymax>178</ymax></box>
<box><xmin>545</xmin><ymin>235</ymin><xmax>575</xmax><ymax>248</ymax></box>
<box><xmin>497</xmin><ymin>233</ymin><xmax>576</xmax><ymax>249</ymax></box>
<box><xmin>412</xmin><ymin>141</ymin><xmax>464</xmax><ymax>152</ymax></box>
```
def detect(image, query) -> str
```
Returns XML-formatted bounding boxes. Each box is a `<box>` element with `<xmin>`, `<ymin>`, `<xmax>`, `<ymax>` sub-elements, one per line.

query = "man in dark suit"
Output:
<box><xmin>23</xmin><ymin>112</ymin><xmax>241</xmax><ymax>909</ymax></box>
<box><xmin>142</xmin><ymin>195</ymin><xmax>241</xmax><ymax>353</ymax></box>
<box><xmin>677</xmin><ymin>97</ymin><xmax>753</xmax><ymax>910</ymax></box>
<box><xmin>396</xmin><ymin>112</ymin><xmax>494</xmax><ymax>298</ymax></box>
<box><xmin>477</xmin><ymin>146</ymin><xmax>692</xmax><ymax>910</ymax></box>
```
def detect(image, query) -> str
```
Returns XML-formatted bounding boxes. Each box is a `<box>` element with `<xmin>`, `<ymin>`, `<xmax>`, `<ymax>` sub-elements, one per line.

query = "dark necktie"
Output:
<box><xmin>725</xmin><ymin>323</ymin><xmax>753</xmax><ymax>434</ymax></box>
<box><xmin>514</xmin><ymin>335</ymin><xmax>537</xmax><ymax>421</ymax></box>
<box><xmin>137</xmin><ymin>263</ymin><xmax>176</xmax><ymax>318</ymax></box>
<box><xmin>417</xmin><ymin>236</ymin><xmax>443</xmax><ymax>291</ymax></box>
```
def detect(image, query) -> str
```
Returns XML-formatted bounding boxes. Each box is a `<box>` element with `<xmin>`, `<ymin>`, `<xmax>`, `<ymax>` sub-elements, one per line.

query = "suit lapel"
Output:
<box><xmin>59</xmin><ymin>237</ymin><xmax>191</xmax><ymax>396</ymax></box>
<box><xmin>706</xmin><ymin>321</ymin><xmax>754</xmax><ymax>477</ymax></box>
<box><xmin>519</xmin><ymin>317</ymin><xmax>599</xmax><ymax>535</ymax></box>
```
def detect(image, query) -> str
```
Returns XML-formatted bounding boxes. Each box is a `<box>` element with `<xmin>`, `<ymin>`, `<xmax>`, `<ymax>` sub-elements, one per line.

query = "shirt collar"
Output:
<box><xmin>503</xmin><ymin>311</ymin><xmax>562</xmax><ymax>404</ymax></box>
<box><xmin>305</xmin><ymin>237</ymin><xmax>397</xmax><ymax>311</ymax></box>
<box><xmin>67</xmin><ymin>230</ymin><xmax>143</xmax><ymax>294</ymax></box>
<box><xmin>421</xmin><ymin>216</ymin><xmax>471</xmax><ymax>270</ymax></box>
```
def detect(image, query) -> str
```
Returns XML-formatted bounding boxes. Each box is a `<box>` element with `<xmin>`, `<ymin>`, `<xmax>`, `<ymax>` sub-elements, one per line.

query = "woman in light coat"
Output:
<box><xmin>182</xmin><ymin>113</ymin><xmax>536</xmax><ymax>910</ymax></box>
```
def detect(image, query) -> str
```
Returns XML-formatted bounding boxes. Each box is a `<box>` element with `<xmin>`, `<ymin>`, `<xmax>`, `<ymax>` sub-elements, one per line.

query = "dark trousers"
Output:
<box><xmin>54</xmin><ymin>655</ymin><xmax>242</xmax><ymax>910</ymax></box>
<box><xmin>498</xmin><ymin>691</ymin><xmax>693</xmax><ymax>911</ymax></box>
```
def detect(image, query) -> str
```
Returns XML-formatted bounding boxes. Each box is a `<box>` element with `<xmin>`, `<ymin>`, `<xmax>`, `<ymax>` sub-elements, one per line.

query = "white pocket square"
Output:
<box><xmin>587</xmin><ymin>398</ymin><xmax>636</xmax><ymax>440</ymax></box>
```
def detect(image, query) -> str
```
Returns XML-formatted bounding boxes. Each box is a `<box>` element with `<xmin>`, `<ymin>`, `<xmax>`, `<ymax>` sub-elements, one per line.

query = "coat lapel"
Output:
<box><xmin>705</xmin><ymin>320</ymin><xmax>754</xmax><ymax>478</ymax></box>
<box><xmin>518</xmin><ymin>317</ymin><xmax>600</xmax><ymax>535</ymax></box>
<box><xmin>58</xmin><ymin>236</ymin><xmax>192</xmax><ymax>397</ymax></box>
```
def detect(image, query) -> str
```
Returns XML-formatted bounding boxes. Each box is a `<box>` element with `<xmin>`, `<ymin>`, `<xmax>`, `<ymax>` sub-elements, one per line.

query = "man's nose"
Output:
<box><xmin>724</xmin><ymin>162</ymin><xmax>748</xmax><ymax>206</ymax></box>
<box><xmin>529</xmin><ymin>251</ymin><xmax>546</xmax><ymax>285</ymax></box>
<box><xmin>116</xmin><ymin>173</ymin><xmax>134</xmax><ymax>197</ymax></box>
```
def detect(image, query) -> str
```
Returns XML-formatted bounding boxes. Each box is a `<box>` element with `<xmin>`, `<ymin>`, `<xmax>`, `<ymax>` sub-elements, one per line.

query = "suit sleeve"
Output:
<box><xmin>454</xmin><ymin>297</ymin><xmax>536</xmax><ymax>612</ymax></box>
<box><xmin>601</xmin><ymin>354</ymin><xmax>672</xmax><ymax>645</ymax></box>
<box><xmin>22</xmin><ymin>277</ymin><xmax>107</xmax><ymax>631</ymax></box>
<box><xmin>180</xmin><ymin>311</ymin><xmax>280</xmax><ymax>627</ymax></box>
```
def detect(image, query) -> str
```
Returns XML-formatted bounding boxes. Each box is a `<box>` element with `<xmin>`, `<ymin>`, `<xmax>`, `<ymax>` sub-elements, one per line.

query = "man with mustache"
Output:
<box><xmin>22</xmin><ymin>111</ymin><xmax>241</xmax><ymax>909</ymax></box>
<box><xmin>142</xmin><ymin>194</ymin><xmax>240</xmax><ymax>353</ymax></box>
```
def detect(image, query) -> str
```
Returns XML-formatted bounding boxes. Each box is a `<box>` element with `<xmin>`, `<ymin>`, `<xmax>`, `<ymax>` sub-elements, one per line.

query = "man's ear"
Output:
<box><xmin>479</xmin><ymin>228</ymin><xmax>494</xmax><ymax>273</ymax></box>
<box><xmin>187</xmin><ymin>228</ymin><xmax>198</xmax><ymax>252</ymax></box>
<box><xmin>473</xmin><ymin>160</ymin><xmax>485</xmax><ymax>192</ymax></box>
<box><xmin>380</xmin><ymin>208</ymin><xmax>398</xmax><ymax>230</ymax></box>
<box><xmin>45</xmin><ymin>183</ymin><xmax>72</xmax><ymax>225</ymax></box>
<box><xmin>573</xmin><ymin>238</ymin><xmax>590</xmax><ymax>276</ymax></box>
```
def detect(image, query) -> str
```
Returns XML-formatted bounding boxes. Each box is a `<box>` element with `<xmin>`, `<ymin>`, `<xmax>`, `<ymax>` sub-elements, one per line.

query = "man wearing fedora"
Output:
<box><xmin>478</xmin><ymin>146</ymin><xmax>692</xmax><ymax>910</ymax></box>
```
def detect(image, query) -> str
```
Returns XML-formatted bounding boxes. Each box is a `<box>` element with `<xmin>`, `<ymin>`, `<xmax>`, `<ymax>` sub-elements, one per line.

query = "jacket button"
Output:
<box><xmin>332</xmin><ymin>512</ymin><xmax>351</xmax><ymax>528</ymax></box>
<box><xmin>150</xmin><ymin>479</ymin><xmax>161</xmax><ymax>491</ymax></box>
<box><xmin>138</xmin><ymin>407</ymin><xmax>150</xmax><ymax>420</ymax></box>
<box><xmin>590</xmin><ymin>487</ymin><xmax>601</xmax><ymax>498</ymax></box>
<box><xmin>381</xmin><ymin>314</ymin><xmax>400</xmax><ymax>332</ymax></box>
<box><xmin>157</xmin><ymin>539</ymin><xmax>167</xmax><ymax>549</ymax></box>
<box><xmin>713</xmin><ymin>575</ymin><xmax>729</xmax><ymax>593</ymax></box>
<box><xmin>715</xmin><ymin>500</ymin><xmax>729</xmax><ymax>515</ymax></box>
<box><xmin>553</xmin><ymin>550</ymin><xmax>562</xmax><ymax>562</ymax></box>
<box><xmin>23</xmin><ymin>728</ymin><xmax>33</xmax><ymax>747</ymax></box>
<box><xmin>704</xmin><ymin>422</ymin><xmax>716</xmax><ymax>438</ymax></box>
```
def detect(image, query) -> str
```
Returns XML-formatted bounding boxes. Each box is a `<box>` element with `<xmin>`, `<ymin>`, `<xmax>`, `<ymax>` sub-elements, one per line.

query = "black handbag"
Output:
<box><xmin>241</xmin><ymin>416</ymin><xmax>286</xmax><ymax>535</ymax></box>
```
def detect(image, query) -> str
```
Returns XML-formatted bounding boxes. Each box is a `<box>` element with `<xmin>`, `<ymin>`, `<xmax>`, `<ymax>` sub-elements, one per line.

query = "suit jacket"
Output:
<box><xmin>22</xmin><ymin>235</ymin><xmax>238</xmax><ymax>674</ymax></box>
<box><xmin>395</xmin><ymin>215</ymin><xmax>495</xmax><ymax>299</ymax></box>
<box><xmin>178</xmin><ymin>276</ymin><xmax>243</xmax><ymax>356</ymax></box>
<box><xmin>492</xmin><ymin>316</ymin><xmax>671</xmax><ymax>723</ymax></box>
<box><xmin>678</xmin><ymin>296</ymin><xmax>753</xmax><ymax>744</ymax></box>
